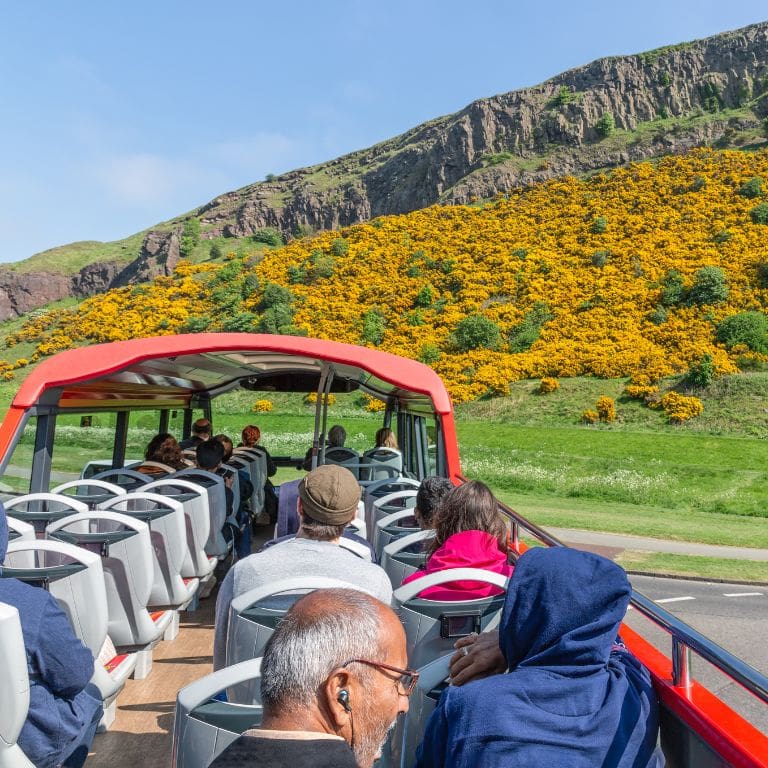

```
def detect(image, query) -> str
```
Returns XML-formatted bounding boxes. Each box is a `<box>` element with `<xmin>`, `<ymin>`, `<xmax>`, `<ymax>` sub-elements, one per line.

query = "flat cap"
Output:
<box><xmin>298</xmin><ymin>464</ymin><xmax>360</xmax><ymax>525</ymax></box>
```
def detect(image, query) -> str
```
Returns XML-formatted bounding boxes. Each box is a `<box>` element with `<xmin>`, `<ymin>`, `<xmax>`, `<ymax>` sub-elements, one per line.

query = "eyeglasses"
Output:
<box><xmin>341</xmin><ymin>658</ymin><xmax>420</xmax><ymax>696</ymax></box>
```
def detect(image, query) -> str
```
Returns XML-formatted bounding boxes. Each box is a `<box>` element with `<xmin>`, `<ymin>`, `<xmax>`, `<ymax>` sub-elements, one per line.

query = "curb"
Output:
<box><xmin>626</xmin><ymin>569</ymin><xmax>768</xmax><ymax>587</ymax></box>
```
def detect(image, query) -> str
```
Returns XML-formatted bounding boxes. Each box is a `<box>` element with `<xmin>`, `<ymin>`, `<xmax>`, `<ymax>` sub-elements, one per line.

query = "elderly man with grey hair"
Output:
<box><xmin>213</xmin><ymin>464</ymin><xmax>393</xmax><ymax>670</ymax></box>
<box><xmin>210</xmin><ymin>588</ymin><xmax>415</xmax><ymax>768</ymax></box>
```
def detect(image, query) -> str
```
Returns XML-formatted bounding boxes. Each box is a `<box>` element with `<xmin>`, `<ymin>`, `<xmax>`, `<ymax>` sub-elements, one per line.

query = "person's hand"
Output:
<box><xmin>449</xmin><ymin>630</ymin><xmax>505</xmax><ymax>686</ymax></box>
<box><xmin>224</xmin><ymin>474</ymin><xmax>234</xmax><ymax>489</ymax></box>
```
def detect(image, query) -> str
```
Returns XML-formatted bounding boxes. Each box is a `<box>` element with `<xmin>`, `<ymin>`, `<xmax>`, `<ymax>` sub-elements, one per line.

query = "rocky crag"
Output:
<box><xmin>3</xmin><ymin>20</ymin><xmax>768</xmax><ymax>319</ymax></box>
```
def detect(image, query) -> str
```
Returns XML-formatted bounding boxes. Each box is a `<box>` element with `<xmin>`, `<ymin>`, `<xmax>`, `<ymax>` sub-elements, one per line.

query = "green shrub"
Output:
<box><xmin>222</xmin><ymin>312</ymin><xmax>258</xmax><ymax>332</ymax></box>
<box><xmin>360</xmin><ymin>310</ymin><xmax>386</xmax><ymax>346</ymax></box>
<box><xmin>595</xmin><ymin>113</ymin><xmax>615</xmax><ymax>138</ymax></box>
<box><xmin>511</xmin><ymin>248</ymin><xmax>528</xmax><ymax>260</ymax></box>
<box><xmin>265</xmin><ymin>173</ymin><xmax>276</xmax><ymax>182</ymax></box>
<box><xmin>756</xmin><ymin>262</ymin><xmax>768</xmax><ymax>289</ymax></box>
<box><xmin>259</xmin><ymin>283</ymin><xmax>295</xmax><ymax>310</ymax></box>
<box><xmin>660</xmin><ymin>269</ymin><xmax>685</xmax><ymax>306</ymax></box>
<box><xmin>590</xmin><ymin>216</ymin><xmax>608</xmax><ymax>234</ymax></box>
<box><xmin>257</xmin><ymin>303</ymin><xmax>295</xmax><ymax>334</ymax></box>
<box><xmin>508</xmin><ymin>301</ymin><xmax>553</xmax><ymax>353</ymax></box>
<box><xmin>683</xmin><ymin>354</ymin><xmax>716</xmax><ymax>389</ymax></box>
<box><xmin>453</xmin><ymin>314</ymin><xmax>501</xmax><ymax>351</ymax></box>
<box><xmin>241</xmin><ymin>274</ymin><xmax>260</xmax><ymax>297</ymax></box>
<box><xmin>712</xmin><ymin>229</ymin><xmax>733</xmax><ymax>244</ymax></box>
<box><xmin>287</xmin><ymin>265</ymin><xmax>307</xmax><ymax>284</ymax></box>
<box><xmin>750</xmin><ymin>203</ymin><xmax>768</xmax><ymax>224</ymax></box>
<box><xmin>330</xmin><ymin>238</ymin><xmax>349</xmax><ymax>257</ymax></box>
<box><xmin>209</xmin><ymin>241</ymin><xmax>224</xmax><ymax>259</ymax></box>
<box><xmin>716</xmin><ymin>311</ymin><xmax>768</xmax><ymax>353</ymax></box>
<box><xmin>413</xmin><ymin>284</ymin><xmax>434</xmax><ymax>308</ymax></box>
<box><xmin>647</xmin><ymin>306</ymin><xmax>668</xmax><ymax>325</ymax></box>
<box><xmin>419</xmin><ymin>344</ymin><xmax>441</xmax><ymax>365</ymax></box>
<box><xmin>591</xmin><ymin>250</ymin><xmax>610</xmax><ymax>267</ymax></box>
<box><xmin>699</xmin><ymin>81</ymin><xmax>723</xmax><ymax>112</ymax></box>
<box><xmin>251</xmin><ymin>227</ymin><xmax>283</xmax><ymax>247</ymax></box>
<box><xmin>182</xmin><ymin>315</ymin><xmax>212</xmax><ymax>333</ymax></box>
<box><xmin>179</xmin><ymin>218</ymin><xmax>201</xmax><ymax>258</ymax></box>
<box><xmin>687</xmin><ymin>266</ymin><xmax>729</xmax><ymax>306</ymax></box>
<box><xmin>658</xmin><ymin>71</ymin><xmax>671</xmax><ymax>87</ymax></box>
<box><xmin>738</xmin><ymin>177</ymin><xmax>763</xmax><ymax>199</ymax></box>
<box><xmin>551</xmin><ymin>85</ymin><xmax>574</xmax><ymax>107</ymax></box>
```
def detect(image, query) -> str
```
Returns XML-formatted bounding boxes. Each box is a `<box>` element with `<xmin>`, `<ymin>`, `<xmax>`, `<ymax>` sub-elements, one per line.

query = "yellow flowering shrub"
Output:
<box><xmin>596</xmin><ymin>396</ymin><xmax>617</xmax><ymax>423</ymax></box>
<box><xmin>252</xmin><ymin>399</ymin><xmax>273</xmax><ymax>412</ymax></box>
<box><xmin>304</xmin><ymin>392</ymin><xmax>337</xmax><ymax>406</ymax></box>
<box><xmin>363</xmin><ymin>395</ymin><xmax>386</xmax><ymax>412</ymax></box>
<box><xmin>623</xmin><ymin>384</ymin><xmax>659</xmax><ymax>401</ymax></box>
<box><xmin>538</xmin><ymin>377</ymin><xmax>559</xmax><ymax>394</ymax></box>
<box><xmin>582</xmin><ymin>409</ymin><xmax>599</xmax><ymax>424</ymax></box>
<box><xmin>659</xmin><ymin>391</ymin><xmax>704</xmax><ymax>423</ymax></box>
<box><xmin>7</xmin><ymin>148</ymin><xmax>768</xmax><ymax>404</ymax></box>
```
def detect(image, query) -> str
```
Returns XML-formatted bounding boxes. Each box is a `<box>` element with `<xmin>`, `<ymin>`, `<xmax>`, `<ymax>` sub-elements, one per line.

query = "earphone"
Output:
<box><xmin>338</xmin><ymin>689</ymin><xmax>352</xmax><ymax>712</ymax></box>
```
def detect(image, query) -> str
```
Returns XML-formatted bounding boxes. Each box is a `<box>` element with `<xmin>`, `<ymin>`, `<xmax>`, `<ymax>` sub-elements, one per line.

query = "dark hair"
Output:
<box><xmin>144</xmin><ymin>433</ymin><xmax>185</xmax><ymax>469</ymax></box>
<box><xmin>214</xmin><ymin>434</ymin><xmax>234</xmax><ymax>461</ymax></box>
<box><xmin>299</xmin><ymin>512</ymin><xmax>347</xmax><ymax>542</ymax></box>
<box><xmin>327</xmin><ymin>424</ymin><xmax>346</xmax><ymax>447</ymax></box>
<box><xmin>192</xmin><ymin>418</ymin><xmax>211</xmax><ymax>436</ymax></box>
<box><xmin>429</xmin><ymin>480</ymin><xmax>507</xmax><ymax>556</ymax></box>
<box><xmin>416</xmin><ymin>476</ymin><xmax>454</xmax><ymax>528</ymax></box>
<box><xmin>196</xmin><ymin>438</ymin><xmax>225</xmax><ymax>471</ymax></box>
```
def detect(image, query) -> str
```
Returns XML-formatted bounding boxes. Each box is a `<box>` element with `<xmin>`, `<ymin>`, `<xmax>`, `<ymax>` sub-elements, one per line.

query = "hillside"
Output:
<box><xmin>0</xmin><ymin>21</ymin><xmax>767</xmax><ymax>321</ymax></box>
<box><xmin>6</xmin><ymin>148</ymin><xmax>768</xmax><ymax>415</ymax></box>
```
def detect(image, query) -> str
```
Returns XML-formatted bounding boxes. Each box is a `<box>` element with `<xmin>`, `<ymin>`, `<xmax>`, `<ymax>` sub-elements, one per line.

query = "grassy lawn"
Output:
<box><xmin>616</xmin><ymin>551</ymin><xmax>768</xmax><ymax>583</ymax></box>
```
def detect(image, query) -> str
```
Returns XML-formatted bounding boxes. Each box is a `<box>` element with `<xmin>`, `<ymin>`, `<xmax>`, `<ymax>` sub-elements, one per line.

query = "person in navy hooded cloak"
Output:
<box><xmin>0</xmin><ymin>502</ymin><xmax>103</xmax><ymax>767</ymax></box>
<box><xmin>415</xmin><ymin>546</ymin><xmax>663</xmax><ymax>768</ymax></box>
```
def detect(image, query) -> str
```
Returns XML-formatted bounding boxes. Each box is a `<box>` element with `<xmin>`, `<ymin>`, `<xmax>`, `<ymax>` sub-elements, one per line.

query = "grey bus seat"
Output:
<box><xmin>172</xmin><ymin>657</ymin><xmax>262</xmax><ymax>768</ymax></box>
<box><xmin>374</xmin><ymin>508</ymin><xmax>420</xmax><ymax>563</ymax></box>
<box><xmin>371</xmin><ymin>490</ymin><xmax>418</xmax><ymax>552</ymax></box>
<box><xmin>5</xmin><ymin>518</ymin><xmax>35</xmax><ymax>547</ymax></box>
<box><xmin>387</xmin><ymin>653</ymin><xmax>451</xmax><ymax>768</ymax></box>
<box><xmin>51</xmin><ymin>479</ymin><xmax>126</xmax><ymax>510</ymax></box>
<box><xmin>98</xmin><ymin>492</ymin><xmax>200</xmax><ymax>615</ymax></box>
<box><xmin>46</xmin><ymin>511</ymin><xmax>174</xmax><ymax>679</ymax></box>
<box><xmin>323</xmin><ymin>447</ymin><xmax>361</xmax><ymax>479</ymax></box>
<box><xmin>381</xmin><ymin>529</ymin><xmax>433</xmax><ymax>589</ymax></box>
<box><xmin>92</xmin><ymin>468</ymin><xmax>150</xmax><ymax>493</ymax></box>
<box><xmin>1</xmin><ymin>539</ymin><xmax>136</xmax><ymax>729</ymax></box>
<box><xmin>139</xmin><ymin>480</ymin><xmax>216</xmax><ymax>584</ymax></box>
<box><xmin>171</xmin><ymin>469</ymin><xmax>230</xmax><ymax>559</ymax></box>
<box><xmin>363</xmin><ymin>478</ymin><xmax>420</xmax><ymax>538</ymax></box>
<box><xmin>0</xmin><ymin>602</ymin><xmax>35</xmax><ymax>768</ymax></box>
<box><xmin>232</xmin><ymin>447</ymin><xmax>267</xmax><ymax>514</ymax></box>
<box><xmin>4</xmin><ymin>494</ymin><xmax>89</xmax><ymax>537</ymax></box>
<box><xmin>225</xmin><ymin>577</ymin><xmax>362</xmax><ymax>696</ymax></box>
<box><xmin>360</xmin><ymin>448</ymin><xmax>403</xmax><ymax>483</ymax></box>
<box><xmin>392</xmin><ymin>568</ymin><xmax>508</xmax><ymax>669</ymax></box>
<box><xmin>226</xmin><ymin>456</ymin><xmax>257</xmax><ymax>512</ymax></box>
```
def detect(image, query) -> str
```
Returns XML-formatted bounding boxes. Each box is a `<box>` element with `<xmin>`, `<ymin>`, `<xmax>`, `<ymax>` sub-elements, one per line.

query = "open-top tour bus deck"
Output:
<box><xmin>0</xmin><ymin>333</ymin><xmax>765</xmax><ymax>767</ymax></box>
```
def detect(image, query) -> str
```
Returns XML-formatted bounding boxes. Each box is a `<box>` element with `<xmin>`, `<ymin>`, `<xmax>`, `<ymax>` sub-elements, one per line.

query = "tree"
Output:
<box><xmin>179</xmin><ymin>218</ymin><xmax>201</xmax><ymax>258</ymax></box>
<box><xmin>595</xmin><ymin>113</ymin><xmax>615</xmax><ymax>138</ymax></box>
<box><xmin>659</xmin><ymin>269</ymin><xmax>685</xmax><ymax>306</ymax></box>
<box><xmin>687</xmin><ymin>266</ymin><xmax>728</xmax><ymax>306</ymax></box>
<box><xmin>360</xmin><ymin>310</ymin><xmax>386</xmax><ymax>346</ymax></box>
<box><xmin>209</xmin><ymin>241</ymin><xmax>224</xmax><ymax>260</ymax></box>
<box><xmin>453</xmin><ymin>314</ymin><xmax>501</xmax><ymax>352</ymax></box>
<box><xmin>252</xmin><ymin>227</ymin><xmax>283</xmax><ymax>247</ymax></box>
<box><xmin>716</xmin><ymin>312</ymin><xmax>768</xmax><ymax>353</ymax></box>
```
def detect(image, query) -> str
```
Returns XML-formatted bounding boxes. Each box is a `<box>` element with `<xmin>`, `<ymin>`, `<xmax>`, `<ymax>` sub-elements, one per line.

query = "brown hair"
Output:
<box><xmin>214</xmin><ymin>434</ymin><xmax>234</xmax><ymax>461</ymax></box>
<box><xmin>144</xmin><ymin>433</ymin><xmax>186</xmax><ymax>469</ymax></box>
<box><xmin>241</xmin><ymin>425</ymin><xmax>261</xmax><ymax>447</ymax></box>
<box><xmin>428</xmin><ymin>480</ymin><xmax>508</xmax><ymax>556</ymax></box>
<box><xmin>374</xmin><ymin>427</ymin><xmax>398</xmax><ymax>449</ymax></box>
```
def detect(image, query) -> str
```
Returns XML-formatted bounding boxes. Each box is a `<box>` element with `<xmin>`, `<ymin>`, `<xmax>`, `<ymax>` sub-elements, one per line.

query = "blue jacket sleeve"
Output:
<box><xmin>414</xmin><ymin>695</ymin><xmax>450</xmax><ymax>768</ymax></box>
<box><xmin>33</xmin><ymin>596</ymin><xmax>95</xmax><ymax>698</ymax></box>
<box><xmin>213</xmin><ymin>567</ymin><xmax>235</xmax><ymax>671</ymax></box>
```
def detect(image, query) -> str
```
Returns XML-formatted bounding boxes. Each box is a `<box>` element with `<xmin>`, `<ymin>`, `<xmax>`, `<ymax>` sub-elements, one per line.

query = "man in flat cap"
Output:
<box><xmin>213</xmin><ymin>465</ymin><xmax>392</xmax><ymax>670</ymax></box>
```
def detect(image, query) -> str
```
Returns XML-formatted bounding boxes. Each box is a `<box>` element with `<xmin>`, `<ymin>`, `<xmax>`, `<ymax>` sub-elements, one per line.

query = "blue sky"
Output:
<box><xmin>0</xmin><ymin>1</ymin><xmax>766</xmax><ymax>265</ymax></box>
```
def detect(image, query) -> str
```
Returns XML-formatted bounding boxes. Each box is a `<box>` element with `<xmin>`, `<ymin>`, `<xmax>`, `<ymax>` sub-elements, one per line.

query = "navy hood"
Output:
<box><xmin>0</xmin><ymin>500</ymin><xmax>7</xmax><ymax>566</ymax></box>
<box><xmin>500</xmin><ymin>546</ymin><xmax>631</xmax><ymax>672</ymax></box>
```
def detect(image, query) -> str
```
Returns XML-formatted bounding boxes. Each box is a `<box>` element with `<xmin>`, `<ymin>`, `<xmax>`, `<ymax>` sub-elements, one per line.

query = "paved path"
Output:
<box><xmin>546</xmin><ymin>527</ymin><xmax>768</xmax><ymax>561</ymax></box>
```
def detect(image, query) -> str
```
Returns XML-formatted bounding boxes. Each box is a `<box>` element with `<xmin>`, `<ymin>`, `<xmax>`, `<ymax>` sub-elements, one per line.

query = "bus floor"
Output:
<box><xmin>87</xmin><ymin>526</ymin><xmax>274</xmax><ymax>768</ymax></box>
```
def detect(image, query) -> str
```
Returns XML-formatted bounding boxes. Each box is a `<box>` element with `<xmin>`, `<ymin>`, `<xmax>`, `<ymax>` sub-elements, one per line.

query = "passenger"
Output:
<box><xmin>416</xmin><ymin>547</ymin><xmax>663</xmax><ymax>768</ymax></box>
<box><xmin>362</xmin><ymin>427</ymin><xmax>402</xmax><ymax>480</ymax></box>
<box><xmin>213</xmin><ymin>465</ymin><xmax>393</xmax><ymax>670</ymax></box>
<box><xmin>210</xmin><ymin>588</ymin><xmax>413</xmax><ymax>768</ymax></box>
<box><xmin>240</xmin><ymin>424</ymin><xmax>278</xmax><ymax>523</ymax></box>
<box><xmin>302</xmin><ymin>423</ymin><xmax>348</xmax><ymax>471</ymax></box>
<box><xmin>179</xmin><ymin>417</ymin><xmax>211</xmax><ymax>449</ymax></box>
<box><xmin>195</xmin><ymin>439</ymin><xmax>235</xmax><ymax>516</ymax></box>
<box><xmin>414</xmin><ymin>475</ymin><xmax>454</xmax><ymax>529</ymax></box>
<box><xmin>0</xmin><ymin>503</ymin><xmax>103</xmax><ymax>768</ymax></box>
<box><xmin>215</xmin><ymin>433</ymin><xmax>255</xmax><ymax>558</ymax></box>
<box><xmin>136</xmin><ymin>432</ymin><xmax>187</xmax><ymax>475</ymax></box>
<box><xmin>401</xmin><ymin>480</ymin><xmax>512</xmax><ymax>600</ymax></box>
<box><xmin>373</xmin><ymin>426</ymin><xmax>398</xmax><ymax>450</ymax></box>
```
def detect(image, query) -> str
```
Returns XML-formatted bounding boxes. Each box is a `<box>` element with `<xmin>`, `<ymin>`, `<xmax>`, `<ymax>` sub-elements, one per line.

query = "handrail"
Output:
<box><xmin>484</xmin><ymin>489</ymin><xmax>768</xmax><ymax>707</ymax></box>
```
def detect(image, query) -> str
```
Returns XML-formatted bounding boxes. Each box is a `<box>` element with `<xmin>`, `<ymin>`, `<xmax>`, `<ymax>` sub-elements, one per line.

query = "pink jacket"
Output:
<box><xmin>402</xmin><ymin>530</ymin><xmax>513</xmax><ymax>601</ymax></box>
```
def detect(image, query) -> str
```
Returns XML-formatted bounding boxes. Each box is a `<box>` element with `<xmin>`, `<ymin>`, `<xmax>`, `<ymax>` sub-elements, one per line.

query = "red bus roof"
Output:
<box><xmin>12</xmin><ymin>333</ymin><xmax>454</xmax><ymax>415</ymax></box>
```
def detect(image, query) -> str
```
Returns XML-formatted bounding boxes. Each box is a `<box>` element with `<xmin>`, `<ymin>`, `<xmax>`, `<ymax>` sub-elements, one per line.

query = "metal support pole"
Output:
<box><xmin>113</xmin><ymin>412</ymin><xmax>129</xmax><ymax>469</ymax></box>
<box><xmin>672</xmin><ymin>637</ymin><xmax>692</xmax><ymax>690</ymax></box>
<box><xmin>311</xmin><ymin>365</ymin><xmax>330</xmax><ymax>470</ymax></box>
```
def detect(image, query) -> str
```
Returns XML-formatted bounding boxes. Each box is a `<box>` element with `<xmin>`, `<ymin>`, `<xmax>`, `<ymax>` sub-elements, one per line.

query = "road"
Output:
<box><xmin>625</xmin><ymin>574</ymin><xmax>767</xmax><ymax>735</ymax></box>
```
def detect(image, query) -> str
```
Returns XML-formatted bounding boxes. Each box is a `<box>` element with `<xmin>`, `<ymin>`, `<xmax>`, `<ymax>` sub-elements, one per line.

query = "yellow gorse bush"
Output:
<box><xmin>252</xmin><ymin>399</ymin><xmax>273</xmax><ymax>412</ymax></box>
<box><xmin>538</xmin><ymin>377</ymin><xmax>559</xmax><ymax>394</ymax></box>
<box><xmin>9</xmin><ymin>148</ymin><xmax>768</xmax><ymax>402</ymax></box>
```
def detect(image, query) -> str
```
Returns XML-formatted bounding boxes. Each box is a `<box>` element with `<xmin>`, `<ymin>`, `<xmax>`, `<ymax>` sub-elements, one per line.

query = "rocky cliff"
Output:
<box><xmin>4</xmin><ymin>20</ymin><xmax>768</xmax><ymax>319</ymax></box>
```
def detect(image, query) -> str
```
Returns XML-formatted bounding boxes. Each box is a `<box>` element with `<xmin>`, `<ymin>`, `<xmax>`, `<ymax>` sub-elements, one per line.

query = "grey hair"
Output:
<box><xmin>260</xmin><ymin>588</ymin><xmax>383</xmax><ymax>712</ymax></box>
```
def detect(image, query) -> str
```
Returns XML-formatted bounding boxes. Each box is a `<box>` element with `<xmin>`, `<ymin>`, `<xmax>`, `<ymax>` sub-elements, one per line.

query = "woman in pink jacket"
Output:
<box><xmin>402</xmin><ymin>480</ymin><xmax>513</xmax><ymax>600</ymax></box>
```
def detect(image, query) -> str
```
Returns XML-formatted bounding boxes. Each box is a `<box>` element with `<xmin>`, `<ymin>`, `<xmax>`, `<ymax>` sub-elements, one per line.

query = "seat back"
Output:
<box><xmin>139</xmin><ymin>480</ymin><xmax>213</xmax><ymax>581</ymax></box>
<box><xmin>46</xmin><ymin>511</ymin><xmax>163</xmax><ymax>647</ymax></box>
<box><xmin>227</xmin><ymin>456</ymin><xmax>258</xmax><ymax>512</ymax></box>
<box><xmin>233</xmin><ymin>448</ymin><xmax>267</xmax><ymax>514</ymax></box>
<box><xmin>374</xmin><ymin>508</ymin><xmax>420</xmax><ymax>563</ymax></box>
<box><xmin>381</xmin><ymin>529</ymin><xmax>433</xmax><ymax>589</ymax></box>
<box><xmin>51</xmin><ymin>479</ymin><xmax>126</xmax><ymax>510</ymax></box>
<box><xmin>5</xmin><ymin>519</ymin><xmax>35</xmax><ymax>547</ymax></box>
<box><xmin>3</xmin><ymin>494</ymin><xmax>89</xmax><ymax>537</ymax></box>
<box><xmin>91</xmin><ymin>468</ymin><xmax>150</xmax><ymax>493</ymax></box>
<box><xmin>323</xmin><ymin>447</ymin><xmax>361</xmax><ymax>479</ymax></box>
<box><xmin>172</xmin><ymin>657</ymin><xmax>262</xmax><ymax>768</ymax></box>
<box><xmin>99</xmin><ymin>492</ymin><xmax>196</xmax><ymax>607</ymax></box>
<box><xmin>363</xmin><ymin>478</ymin><xmax>420</xmax><ymax>538</ymax></box>
<box><xmin>393</xmin><ymin>568</ymin><xmax>508</xmax><ymax>668</ymax></box>
<box><xmin>0</xmin><ymin>602</ymin><xmax>34</xmax><ymax>768</ymax></box>
<box><xmin>388</xmin><ymin>653</ymin><xmax>451</xmax><ymax>768</ymax></box>
<box><xmin>360</xmin><ymin>448</ymin><xmax>403</xmax><ymax>482</ymax></box>
<box><xmin>171</xmin><ymin>470</ymin><xmax>229</xmax><ymax>558</ymax></box>
<box><xmin>226</xmin><ymin>577</ymin><xmax>361</xmax><ymax>691</ymax></box>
